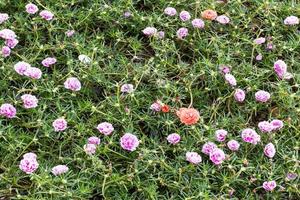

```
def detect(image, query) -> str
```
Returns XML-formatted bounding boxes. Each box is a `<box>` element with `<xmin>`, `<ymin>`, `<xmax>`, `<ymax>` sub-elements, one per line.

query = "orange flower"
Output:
<box><xmin>176</xmin><ymin>108</ymin><xmax>200</xmax><ymax>125</ymax></box>
<box><xmin>201</xmin><ymin>9</ymin><xmax>218</xmax><ymax>20</ymax></box>
<box><xmin>161</xmin><ymin>105</ymin><xmax>170</xmax><ymax>113</ymax></box>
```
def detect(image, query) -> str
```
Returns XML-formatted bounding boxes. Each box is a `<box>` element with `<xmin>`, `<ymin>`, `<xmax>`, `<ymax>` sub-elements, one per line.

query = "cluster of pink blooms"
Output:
<box><xmin>42</xmin><ymin>57</ymin><xmax>57</xmax><ymax>67</ymax></box>
<box><xmin>201</xmin><ymin>142</ymin><xmax>226</xmax><ymax>165</ymax></box>
<box><xmin>64</xmin><ymin>77</ymin><xmax>81</xmax><ymax>91</ymax></box>
<box><xmin>258</xmin><ymin>119</ymin><xmax>283</xmax><ymax>133</ymax></box>
<box><xmin>84</xmin><ymin>136</ymin><xmax>101</xmax><ymax>155</ymax></box>
<box><xmin>0</xmin><ymin>103</ymin><xmax>17</xmax><ymax>118</ymax></box>
<box><xmin>14</xmin><ymin>61</ymin><xmax>42</xmax><ymax>79</ymax></box>
<box><xmin>273</xmin><ymin>60</ymin><xmax>293</xmax><ymax>80</ymax></box>
<box><xmin>0</xmin><ymin>28</ymin><xmax>19</xmax><ymax>57</ymax></box>
<box><xmin>51</xmin><ymin>165</ymin><xmax>69</xmax><ymax>176</ymax></box>
<box><xmin>167</xmin><ymin>133</ymin><xmax>181</xmax><ymax>145</ymax></box>
<box><xmin>52</xmin><ymin>118</ymin><xmax>67</xmax><ymax>132</ymax></box>
<box><xmin>97</xmin><ymin>122</ymin><xmax>114</xmax><ymax>135</ymax></box>
<box><xmin>120</xmin><ymin>133</ymin><xmax>140</xmax><ymax>151</ymax></box>
<box><xmin>21</xmin><ymin>94</ymin><xmax>38</xmax><ymax>109</ymax></box>
<box><xmin>19</xmin><ymin>153</ymin><xmax>39</xmax><ymax>174</ymax></box>
<box><xmin>25</xmin><ymin>3</ymin><xmax>54</xmax><ymax>21</ymax></box>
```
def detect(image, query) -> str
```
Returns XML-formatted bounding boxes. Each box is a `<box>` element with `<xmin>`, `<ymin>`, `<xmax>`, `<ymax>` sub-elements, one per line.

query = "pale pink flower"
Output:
<box><xmin>88</xmin><ymin>136</ymin><xmax>101</xmax><ymax>145</ymax></box>
<box><xmin>216</xmin><ymin>15</ymin><xmax>230</xmax><ymax>24</ymax></box>
<box><xmin>0</xmin><ymin>13</ymin><xmax>9</xmax><ymax>24</ymax></box>
<box><xmin>256</xmin><ymin>54</ymin><xmax>263</xmax><ymax>61</ymax></box>
<box><xmin>150</xmin><ymin>101</ymin><xmax>161</xmax><ymax>112</ymax></box>
<box><xmin>202</xmin><ymin>142</ymin><xmax>217</xmax><ymax>155</ymax></box>
<box><xmin>271</xmin><ymin>119</ymin><xmax>284</xmax><ymax>131</ymax></box>
<box><xmin>209</xmin><ymin>148</ymin><xmax>226</xmax><ymax>165</ymax></box>
<box><xmin>258</xmin><ymin>121</ymin><xmax>274</xmax><ymax>133</ymax></box>
<box><xmin>123</xmin><ymin>11</ymin><xmax>132</xmax><ymax>18</ymax></box>
<box><xmin>179</xmin><ymin>11</ymin><xmax>191</xmax><ymax>21</ymax></box>
<box><xmin>24</xmin><ymin>67</ymin><xmax>42</xmax><ymax>79</ymax></box>
<box><xmin>192</xmin><ymin>18</ymin><xmax>205</xmax><ymax>28</ymax></box>
<box><xmin>164</xmin><ymin>7</ymin><xmax>177</xmax><ymax>16</ymax></box>
<box><xmin>97</xmin><ymin>122</ymin><xmax>114</xmax><ymax>135</ymax></box>
<box><xmin>25</xmin><ymin>3</ymin><xmax>39</xmax><ymax>14</ymax></box>
<box><xmin>286</xmin><ymin>173</ymin><xmax>297</xmax><ymax>180</ymax></box>
<box><xmin>264</xmin><ymin>143</ymin><xmax>276</xmax><ymax>158</ymax></box>
<box><xmin>142</xmin><ymin>27</ymin><xmax>157</xmax><ymax>36</ymax></box>
<box><xmin>5</xmin><ymin>38</ymin><xmax>18</xmax><ymax>49</ymax></box>
<box><xmin>263</xmin><ymin>180</ymin><xmax>276</xmax><ymax>191</ymax></box>
<box><xmin>39</xmin><ymin>10</ymin><xmax>54</xmax><ymax>21</ymax></box>
<box><xmin>41</xmin><ymin>57</ymin><xmax>56</xmax><ymax>67</ymax></box>
<box><xmin>0</xmin><ymin>103</ymin><xmax>16</xmax><ymax>118</ymax></box>
<box><xmin>241</xmin><ymin>128</ymin><xmax>261</xmax><ymax>144</ymax></box>
<box><xmin>227</xmin><ymin>140</ymin><xmax>240</xmax><ymax>151</ymax></box>
<box><xmin>167</xmin><ymin>133</ymin><xmax>181</xmax><ymax>145</ymax></box>
<box><xmin>186</xmin><ymin>152</ymin><xmax>202</xmax><ymax>164</ymax></box>
<box><xmin>64</xmin><ymin>77</ymin><xmax>81</xmax><ymax>91</ymax></box>
<box><xmin>23</xmin><ymin>152</ymin><xmax>37</xmax><ymax>160</ymax></box>
<box><xmin>84</xmin><ymin>144</ymin><xmax>97</xmax><ymax>155</ymax></box>
<box><xmin>274</xmin><ymin>60</ymin><xmax>287</xmax><ymax>79</ymax></box>
<box><xmin>0</xmin><ymin>29</ymin><xmax>16</xmax><ymax>40</ymax></box>
<box><xmin>253</xmin><ymin>37</ymin><xmax>266</xmax><ymax>45</ymax></box>
<box><xmin>65</xmin><ymin>30</ymin><xmax>75</xmax><ymax>37</ymax></box>
<box><xmin>1</xmin><ymin>46</ymin><xmax>10</xmax><ymax>57</ymax></box>
<box><xmin>120</xmin><ymin>133</ymin><xmax>139</xmax><ymax>151</ymax></box>
<box><xmin>157</xmin><ymin>31</ymin><xmax>165</xmax><ymax>39</ymax></box>
<box><xmin>215</xmin><ymin>129</ymin><xmax>228</xmax><ymax>142</ymax></box>
<box><xmin>19</xmin><ymin>157</ymin><xmax>39</xmax><ymax>174</ymax></box>
<box><xmin>21</xmin><ymin>94</ymin><xmax>38</xmax><ymax>109</ymax></box>
<box><xmin>14</xmin><ymin>61</ymin><xmax>30</xmax><ymax>75</ymax></box>
<box><xmin>51</xmin><ymin>165</ymin><xmax>69</xmax><ymax>176</ymax></box>
<box><xmin>283</xmin><ymin>72</ymin><xmax>293</xmax><ymax>80</ymax></box>
<box><xmin>234</xmin><ymin>89</ymin><xmax>246</xmax><ymax>102</ymax></box>
<box><xmin>121</xmin><ymin>83</ymin><xmax>134</xmax><ymax>93</ymax></box>
<box><xmin>52</xmin><ymin>118</ymin><xmax>67</xmax><ymax>132</ymax></box>
<box><xmin>78</xmin><ymin>54</ymin><xmax>91</xmax><ymax>64</ymax></box>
<box><xmin>176</xmin><ymin>27</ymin><xmax>188</xmax><ymax>39</ymax></box>
<box><xmin>225</xmin><ymin>73</ymin><xmax>237</xmax><ymax>86</ymax></box>
<box><xmin>255</xmin><ymin>90</ymin><xmax>270</xmax><ymax>103</ymax></box>
<box><xmin>284</xmin><ymin>16</ymin><xmax>299</xmax><ymax>25</ymax></box>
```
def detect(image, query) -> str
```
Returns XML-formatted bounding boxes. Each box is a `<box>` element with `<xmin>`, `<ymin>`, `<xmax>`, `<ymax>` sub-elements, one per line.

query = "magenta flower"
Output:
<box><xmin>255</xmin><ymin>90</ymin><xmax>270</xmax><ymax>103</ymax></box>
<box><xmin>179</xmin><ymin>11</ymin><xmax>191</xmax><ymax>21</ymax></box>
<box><xmin>21</xmin><ymin>94</ymin><xmax>38</xmax><ymax>109</ymax></box>
<box><xmin>219</xmin><ymin>65</ymin><xmax>231</xmax><ymax>74</ymax></box>
<box><xmin>264</xmin><ymin>143</ymin><xmax>276</xmax><ymax>158</ymax></box>
<box><xmin>227</xmin><ymin>140</ymin><xmax>240</xmax><ymax>151</ymax></box>
<box><xmin>1</xmin><ymin>46</ymin><xmax>10</xmax><ymax>57</ymax></box>
<box><xmin>142</xmin><ymin>27</ymin><xmax>157</xmax><ymax>37</ymax></box>
<box><xmin>284</xmin><ymin>16</ymin><xmax>299</xmax><ymax>25</ymax></box>
<box><xmin>39</xmin><ymin>10</ymin><xmax>54</xmax><ymax>21</ymax></box>
<box><xmin>42</xmin><ymin>57</ymin><xmax>57</xmax><ymax>67</ymax></box>
<box><xmin>209</xmin><ymin>148</ymin><xmax>226</xmax><ymax>165</ymax></box>
<box><xmin>0</xmin><ymin>29</ymin><xmax>16</xmax><ymax>40</ymax></box>
<box><xmin>0</xmin><ymin>13</ymin><xmax>9</xmax><ymax>24</ymax></box>
<box><xmin>5</xmin><ymin>38</ymin><xmax>18</xmax><ymax>49</ymax></box>
<box><xmin>25</xmin><ymin>3</ymin><xmax>39</xmax><ymax>14</ymax></box>
<box><xmin>97</xmin><ymin>122</ymin><xmax>114</xmax><ymax>135</ymax></box>
<box><xmin>216</xmin><ymin>15</ymin><xmax>230</xmax><ymax>24</ymax></box>
<box><xmin>121</xmin><ymin>83</ymin><xmax>134</xmax><ymax>93</ymax></box>
<box><xmin>186</xmin><ymin>152</ymin><xmax>202</xmax><ymax>164</ymax></box>
<box><xmin>215</xmin><ymin>129</ymin><xmax>228</xmax><ymax>142</ymax></box>
<box><xmin>253</xmin><ymin>37</ymin><xmax>266</xmax><ymax>45</ymax></box>
<box><xmin>263</xmin><ymin>180</ymin><xmax>276</xmax><ymax>191</ymax></box>
<box><xmin>14</xmin><ymin>61</ymin><xmax>30</xmax><ymax>75</ymax></box>
<box><xmin>164</xmin><ymin>7</ymin><xmax>177</xmax><ymax>16</ymax></box>
<box><xmin>192</xmin><ymin>18</ymin><xmax>205</xmax><ymax>29</ymax></box>
<box><xmin>234</xmin><ymin>89</ymin><xmax>246</xmax><ymax>102</ymax></box>
<box><xmin>51</xmin><ymin>165</ymin><xmax>69</xmax><ymax>176</ymax></box>
<box><xmin>88</xmin><ymin>136</ymin><xmax>101</xmax><ymax>145</ymax></box>
<box><xmin>271</xmin><ymin>119</ymin><xmax>283</xmax><ymax>131</ymax></box>
<box><xmin>65</xmin><ymin>30</ymin><xmax>75</xmax><ymax>37</ymax></box>
<box><xmin>52</xmin><ymin>118</ymin><xmax>67</xmax><ymax>132</ymax></box>
<box><xmin>167</xmin><ymin>133</ymin><xmax>181</xmax><ymax>145</ymax></box>
<box><xmin>64</xmin><ymin>77</ymin><xmax>81</xmax><ymax>91</ymax></box>
<box><xmin>176</xmin><ymin>27</ymin><xmax>188</xmax><ymax>39</ymax></box>
<box><xmin>120</xmin><ymin>133</ymin><xmax>139</xmax><ymax>151</ymax></box>
<box><xmin>0</xmin><ymin>103</ymin><xmax>16</xmax><ymax>118</ymax></box>
<box><xmin>24</xmin><ymin>67</ymin><xmax>42</xmax><ymax>79</ymax></box>
<box><xmin>84</xmin><ymin>144</ymin><xmax>97</xmax><ymax>155</ymax></box>
<box><xmin>258</xmin><ymin>121</ymin><xmax>274</xmax><ymax>133</ymax></box>
<box><xmin>202</xmin><ymin>142</ymin><xmax>217</xmax><ymax>155</ymax></box>
<box><xmin>19</xmin><ymin>156</ymin><xmax>39</xmax><ymax>174</ymax></box>
<box><xmin>241</xmin><ymin>128</ymin><xmax>261</xmax><ymax>145</ymax></box>
<box><xmin>274</xmin><ymin>60</ymin><xmax>287</xmax><ymax>79</ymax></box>
<box><xmin>225</xmin><ymin>73</ymin><xmax>237</xmax><ymax>86</ymax></box>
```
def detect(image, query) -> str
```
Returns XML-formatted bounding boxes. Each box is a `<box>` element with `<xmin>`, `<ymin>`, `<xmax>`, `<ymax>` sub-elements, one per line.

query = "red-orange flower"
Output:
<box><xmin>161</xmin><ymin>105</ymin><xmax>170</xmax><ymax>113</ymax></box>
<box><xmin>201</xmin><ymin>9</ymin><xmax>218</xmax><ymax>20</ymax></box>
<box><xmin>176</xmin><ymin>108</ymin><xmax>200</xmax><ymax>125</ymax></box>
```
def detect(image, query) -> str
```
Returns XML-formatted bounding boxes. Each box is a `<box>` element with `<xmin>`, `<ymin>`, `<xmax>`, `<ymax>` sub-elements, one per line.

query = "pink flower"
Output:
<box><xmin>179</xmin><ymin>11</ymin><xmax>191</xmax><ymax>21</ymax></box>
<box><xmin>5</xmin><ymin>38</ymin><xmax>18</xmax><ymax>49</ymax></box>
<box><xmin>263</xmin><ymin>180</ymin><xmax>276</xmax><ymax>191</ymax></box>
<box><xmin>123</xmin><ymin>11</ymin><xmax>132</xmax><ymax>18</ymax></box>
<box><xmin>241</xmin><ymin>128</ymin><xmax>261</xmax><ymax>144</ymax></box>
<box><xmin>216</xmin><ymin>15</ymin><xmax>230</xmax><ymax>24</ymax></box>
<box><xmin>0</xmin><ymin>103</ymin><xmax>16</xmax><ymax>118</ymax></box>
<box><xmin>64</xmin><ymin>77</ymin><xmax>81</xmax><ymax>91</ymax></box>
<box><xmin>283</xmin><ymin>72</ymin><xmax>293</xmax><ymax>80</ymax></box>
<box><xmin>65</xmin><ymin>30</ymin><xmax>75</xmax><ymax>37</ymax></box>
<box><xmin>234</xmin><ymin>89</ymin><xmax>246</xmax><ymax>102</ymax></box>
<box><xmin>0</xmin><ymin>29</ymin><xmax>16</xmax><ymax>40</ymax></box>
<box><xmin>121</xmin><ymin>83</ymin><xmax>134</xmax><ymax>93</ymax></box>
<box><xmin>19</xmin><ymin>157</ymin><xmax>39</xmax><ymax>174</ymax></box>
<box><xmin>21</xmin><ymin>94</ymin><xmax>38</xmax><ymax>109</ymax></box>
<box><xmin>192</xmin><ymin>18</ymin><xmax>205</xmax><ymax>28</ymax></box>
<box><xmin>14</xmin><ymin>61</ymin><xmax>30</xmax><ymax>75</ymax></box>
<box><xmin>202</xmin><ymin>142</ymin><xmax>217</xmax><ymax>155</ymax></box>
<box><xmin>264</xmin><ymin>143</ymin><xmax>276</xmax><ymax>158</ymax></box>
<box><xmin>253</xmin><ymin>37</ymin><xmax>266</xmax><ymax>45</ymax></box>
<box><xmin>215</xmin><ymin>129</ymin><xmax>228</xmax><ymax>142</ymax></box>
<box><xmin>88</xmin><ymin>136</ymin><xmax>101</xmax><ymax>145</ymax></box>
<box><xmin>52</xmin><ymin>118</ymin><xmax>67</xmax><ymax>132</ymax></box>
<box><xmin>164</xmin><ymin>7</ymin><xmax>177</xmax><ymax>16</ymax></box>
<box><xmin>157</xmin><ymin>31</ymin><xmax>165</xmax><ymax>39</ymax></box>
<box><xmin>1</xmin><ymin>46</ymin><xmax>10</xmax><ymax>57</ymax></box>
<box><xmin>227</xmin><ymin>140</ymin><xmax>240</xmax><ymax>151</ymax></box>
<box><xmin>120</xmin><ymin>133</ymin><xmax>139</xmax><ymax>151</ymax></box>
<box><xmin>0</xmin><ymin>13</ymin><xmax>9</xmax><ymax>24</ymax></box>
<box><xmin>225</xmin><ymin>73</ymin><xmax>237</xmax><ymax>86</ymax></box>
<box><xmin>284</xmin><ymin>16</ymin><xmax>299</xmax><ymax>25</ymax></box>
<box><xmin>271</xmin><ymin>119</ymin><xmax>283</xmax><ymax>131</ymax></box>
<box><xmin>84</xmin><ymin>144</ymin><xmax>97</xmax><ymax>155</ymax></box>
<box><xmin>209</xmin><ymin>148</ymin><xmax>226</xmax><ymax>165</ymax></box>
<box><xmin>186</xmin><ymin>152</ymin><xmax>202</xmax><ymax>164</ymax></box>
<box><xmin>97</xmin><ymin>122</ymin><xmax>114</xmax><ymax>135</ymax></box>
<box><xmin>39</xmin><ymin>10</ymin><xmax>54</xmax><ymax>21</ymax></box>
<box><xmin>142</xmin><ymin>27</ymin><xmax>157</xmax><ymax>36</ymax></box>
<box><xmin>41</xmin><ymin>57</ymin><xmax>56</xmax><ymax>67</ymax></box>
<box><xmin>150</xmin><ymin>101</ymin><xmax>161</xmax><ymax>112</ymax></box>
<box><xmin>23</xmin><ymin>152</ymin><xmax>37</xmax><ymax>160</ymax></box>
<box><xmin>51</xmin><ymin>165</ymin><xmax>69</xmax><ymax>176</ymax></box>
<box><xmin>274</xmin><ymin>60</ymin><xmax>287</xmax><ymax>79</ymax></box>
<box><xmin>219</xmin><ymin>65</ymin><xmax>231</xmax><ymax>74</ymax></box>
<box><xmin>176</xmin><ymin>27</ymin><xmax>188</xmax><ymax>39</ymax></box>
<box><xmin>258</xmin><ymin>121</ymin><xmax>274</xmax><ymax>133</ymax></box>
<box><xmin>256</xmin><ymin>54</ymin><xmax>263</xmax><ymax>61</ymax></box>
<box><xmin>25</xmin><ymin>3</ymin><xmax>39</xmax><ymax>14</ymax></box>
<box><xmin>167</xmin><ymin>133</ymin><xmax>181</xmax><ymax>145</ymax></box>
<box><xmin>255</xmin><ymin>90</ymin><xmax>270</xmax><ymax>103</ymax></box>
<box><xmin>24</xmin><ymin>67</ymin><xmax>42</xmax><ymax>79</ymax></box>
